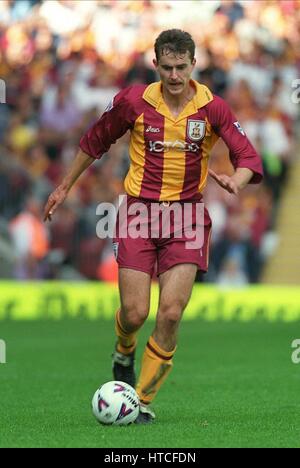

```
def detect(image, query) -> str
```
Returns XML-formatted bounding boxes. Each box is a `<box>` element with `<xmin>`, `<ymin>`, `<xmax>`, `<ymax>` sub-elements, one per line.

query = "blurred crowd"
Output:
<box><xmin>0</xmin><ymin>0</ymin><xmax>299</xmax><ymax>284</ymax></box>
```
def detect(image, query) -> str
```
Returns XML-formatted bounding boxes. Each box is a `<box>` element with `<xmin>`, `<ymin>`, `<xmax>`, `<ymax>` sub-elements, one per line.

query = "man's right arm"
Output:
<box><xmin>44</xmin><ymin>85</ymin><xmax>139</xmax><ymax>222</ymax></box>
<box><xmin>43</xmin><ymin>149</ymin><xmax>94</xmax><ymax>222</ymax></box>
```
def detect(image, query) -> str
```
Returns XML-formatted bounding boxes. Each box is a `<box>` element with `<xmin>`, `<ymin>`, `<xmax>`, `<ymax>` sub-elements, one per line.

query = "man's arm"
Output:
<box><xmin>208</xmin><ymin>167</ymin><xmax>254</xmax><ymax>195</ymax></box>
<box><xmin>44</xmin><ymin>86</ymin><xmax>138</xmax><ymax>222</ymax></box>
<box><xmin>207</xmin><ymin>95</ymin><xmax>263</xmax><ymax>194</ymax></box>
<box><xmin>43</xmin><ymin>149</ymin><xmax>94</xmax><ymax>222</ymax></box>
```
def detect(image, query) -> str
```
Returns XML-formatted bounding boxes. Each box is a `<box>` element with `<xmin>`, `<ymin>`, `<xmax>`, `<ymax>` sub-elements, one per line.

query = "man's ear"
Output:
<box><xmin>153</xmin><ymin>58</ymin><xmax>158</xmax><ymax>68</ymax></box>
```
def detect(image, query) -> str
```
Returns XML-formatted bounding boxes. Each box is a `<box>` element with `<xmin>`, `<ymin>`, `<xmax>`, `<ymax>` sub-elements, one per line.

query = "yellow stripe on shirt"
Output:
<box><xmin>198</xmin><ymin>119</ymin><xmax>217</xmax><ymax>192</ymax></box>
<box><xmin>160</xmin><ymin>117</ymin><xmax>187</xmax><ymax>201</ymax></box>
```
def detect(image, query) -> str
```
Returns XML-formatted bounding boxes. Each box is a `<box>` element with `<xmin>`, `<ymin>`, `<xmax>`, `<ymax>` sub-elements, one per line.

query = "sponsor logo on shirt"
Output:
<box><xmin>233</xmin><ymin>121</ymin><xmax>245</xmax><ymax>136</ymax></box>
<box><xmin>148</xmin><ymin>140</ymin><xmax>200</xmax><ymax>153</ymax></box>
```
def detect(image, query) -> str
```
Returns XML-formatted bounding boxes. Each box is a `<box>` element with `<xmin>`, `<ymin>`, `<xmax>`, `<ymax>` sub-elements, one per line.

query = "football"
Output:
<box><xmin>92</xmin><ymin>380</ymin><xmax>140</xmax><ymax>425</ymax></box>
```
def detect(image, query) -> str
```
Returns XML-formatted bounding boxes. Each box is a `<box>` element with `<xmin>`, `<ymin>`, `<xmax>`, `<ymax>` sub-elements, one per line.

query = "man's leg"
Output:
<box><xmin>113</xmin><ymin>268</ymin><xmax>151</xmax><ymax>387</ymax></box>
<box><xmin>135</xmin><ymin>263</ymin><xmax>197</xmax><ymax>421</ymax></box>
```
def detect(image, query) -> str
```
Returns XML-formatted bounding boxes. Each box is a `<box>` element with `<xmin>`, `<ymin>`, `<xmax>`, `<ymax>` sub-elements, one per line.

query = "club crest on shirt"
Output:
<box><xmin>187</xmin><ymin>120</ymin><xmax>206</xmax><ymax>141</ymax></box>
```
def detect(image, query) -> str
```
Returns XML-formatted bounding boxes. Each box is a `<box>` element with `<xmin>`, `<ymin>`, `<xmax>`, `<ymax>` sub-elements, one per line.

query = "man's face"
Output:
<box><xmin>153</xmin><ymin>51</ymin><xmax>196</xmax><ymax>97</ymax></box>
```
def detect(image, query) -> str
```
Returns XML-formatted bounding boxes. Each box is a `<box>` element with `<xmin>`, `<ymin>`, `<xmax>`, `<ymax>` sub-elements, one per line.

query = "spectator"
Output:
<box><xmin>9</xmin><ymin>197</ymin><xmax>49</xmax><ymax>279</ymax></box>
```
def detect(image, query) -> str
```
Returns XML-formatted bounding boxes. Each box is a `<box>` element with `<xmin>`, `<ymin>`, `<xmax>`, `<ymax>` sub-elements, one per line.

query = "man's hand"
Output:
<box><xmin>43</xmin><ymin>149</ymin><xmax>95</xmax><ymax>222</ymax></box>
<box><xmin>43</xmin><ymin>185</ymin><xmax>68</xmax><ymax>222</ymax></box>
<box><xmin>208</xmin><ymin>169</ymin><xmax>238</xmax><ymax>195</ymax></box>
<box><xmin>208</xmin><ymin>168</ymin><xmax>254</xmax><ymax>194</ymax></box>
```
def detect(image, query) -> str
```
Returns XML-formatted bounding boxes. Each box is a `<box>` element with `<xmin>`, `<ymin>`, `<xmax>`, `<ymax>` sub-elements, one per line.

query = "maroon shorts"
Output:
<box><xmin>113</xmin><ymin>195</ymin><xmax>212</xmax><ymax>277</ymax></box>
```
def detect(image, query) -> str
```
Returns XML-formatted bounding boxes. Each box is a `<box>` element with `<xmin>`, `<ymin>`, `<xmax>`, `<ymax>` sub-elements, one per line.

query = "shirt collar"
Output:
<box><xmin>142</xmin><ymin>79</ymin><xmax>213</xmax><ymax>121</ymax></box>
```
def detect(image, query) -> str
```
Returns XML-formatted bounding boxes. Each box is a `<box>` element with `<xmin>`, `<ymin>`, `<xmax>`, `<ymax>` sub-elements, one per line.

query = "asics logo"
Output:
<box><xmin>146</xmin><ymin>125</ymin><xmax>160</xmax><ymax>133</ymax></box>
<box><xmin>148</xmin><ymin>140</ymin><xmax>200</xmax><ymax>153</ymax></box>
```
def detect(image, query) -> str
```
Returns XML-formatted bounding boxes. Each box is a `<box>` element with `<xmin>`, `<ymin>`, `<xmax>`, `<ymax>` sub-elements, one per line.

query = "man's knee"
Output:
<box><xmin>120</xmin><ymin>303</ymin><xmax>149</xmax><ymax>330</ymax></box>
<box><xmin>157</xmin><ymin>302</ymin><xmax>185</xmax><ymax>327</ymax></box>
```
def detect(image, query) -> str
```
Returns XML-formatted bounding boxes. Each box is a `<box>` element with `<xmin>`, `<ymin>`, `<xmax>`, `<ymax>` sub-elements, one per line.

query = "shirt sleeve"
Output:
<box><xmin>209</xmin><ymin>95</ymin><xmax>263</xmax><ymax>184</ymax></box>
<box><xmin>79</xmin><ymin>87</ymin><xmax>134</xmax><ymax>159</ymax></box>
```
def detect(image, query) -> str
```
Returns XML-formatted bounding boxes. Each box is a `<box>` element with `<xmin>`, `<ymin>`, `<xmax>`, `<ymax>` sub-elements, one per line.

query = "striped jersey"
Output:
<box><xmin>79</xmin><ymin>80</ymin><xmax>263</xmax><ymax>201</ymax></box>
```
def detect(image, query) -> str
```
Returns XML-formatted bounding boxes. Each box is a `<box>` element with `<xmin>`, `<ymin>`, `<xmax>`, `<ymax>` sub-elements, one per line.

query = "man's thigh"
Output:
<box><xmin>119</xmin><ymin>268</ymin><xmax>152</xmax><ymax>315</ymax></box>
<box><xmin>158</xmin><ymin>263</ymin><xmax>198</xmax><ymax>312</ymax></box>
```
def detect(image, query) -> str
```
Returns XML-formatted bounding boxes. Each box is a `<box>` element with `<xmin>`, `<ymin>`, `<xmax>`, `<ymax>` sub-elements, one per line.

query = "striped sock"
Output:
<box><xmin>115</xmin><ymin>310</ymin><xmax>137</xmax><ymax>355</ymax></box>
<box><xmin>136</xmin><ymin>335</ymin><xmax>176</xmax><ymax>404</ymax></box>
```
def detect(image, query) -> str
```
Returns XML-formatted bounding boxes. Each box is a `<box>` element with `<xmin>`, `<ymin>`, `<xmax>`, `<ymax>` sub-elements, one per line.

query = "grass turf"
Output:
<box><xmin>0</xmin><ymin>318</ymin><xmax>299</xmax><ymax>448</ymax></box>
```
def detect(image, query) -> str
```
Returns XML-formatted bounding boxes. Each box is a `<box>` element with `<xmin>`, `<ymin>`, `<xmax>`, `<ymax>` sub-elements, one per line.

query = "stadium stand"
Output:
<box><xmin>0</xmin><ymin>0</ymin><xmax>299</xmax><ymax>283</ymax></box>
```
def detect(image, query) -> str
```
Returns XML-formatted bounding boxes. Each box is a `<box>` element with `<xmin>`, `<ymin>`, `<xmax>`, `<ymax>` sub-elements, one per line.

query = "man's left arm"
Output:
<box><xmin>208</xmin><ymin>95</ymin><xmax>263</xmax><ymax>194</ymax></box>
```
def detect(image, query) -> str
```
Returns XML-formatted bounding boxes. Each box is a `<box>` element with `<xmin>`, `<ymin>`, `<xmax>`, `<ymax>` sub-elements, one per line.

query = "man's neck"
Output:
<box><xmin>162</xmin><ymin>81</ymin><xmax>195</xmax><ymax>118</ymax></box>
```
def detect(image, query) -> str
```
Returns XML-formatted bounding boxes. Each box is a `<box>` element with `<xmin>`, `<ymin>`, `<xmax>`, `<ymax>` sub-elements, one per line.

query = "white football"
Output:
<box><xmin>92</xmin><ymin>381</ymin><xmax>139</xmax><ymax>426</ymax></box>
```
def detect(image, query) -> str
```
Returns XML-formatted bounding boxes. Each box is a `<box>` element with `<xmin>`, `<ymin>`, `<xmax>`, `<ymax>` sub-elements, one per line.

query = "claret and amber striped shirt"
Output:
<box><xmin>79</xmin><ymin>80</ymin><xmax>263</xmax><ymax>201</ymax></box>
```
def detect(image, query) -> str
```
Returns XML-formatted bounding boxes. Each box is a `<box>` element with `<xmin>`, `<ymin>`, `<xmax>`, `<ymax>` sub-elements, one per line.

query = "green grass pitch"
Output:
<box><xmin>0</xmin><ymin>318</ymin><xmax>299</xmax><ymax>448</ymax></box>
